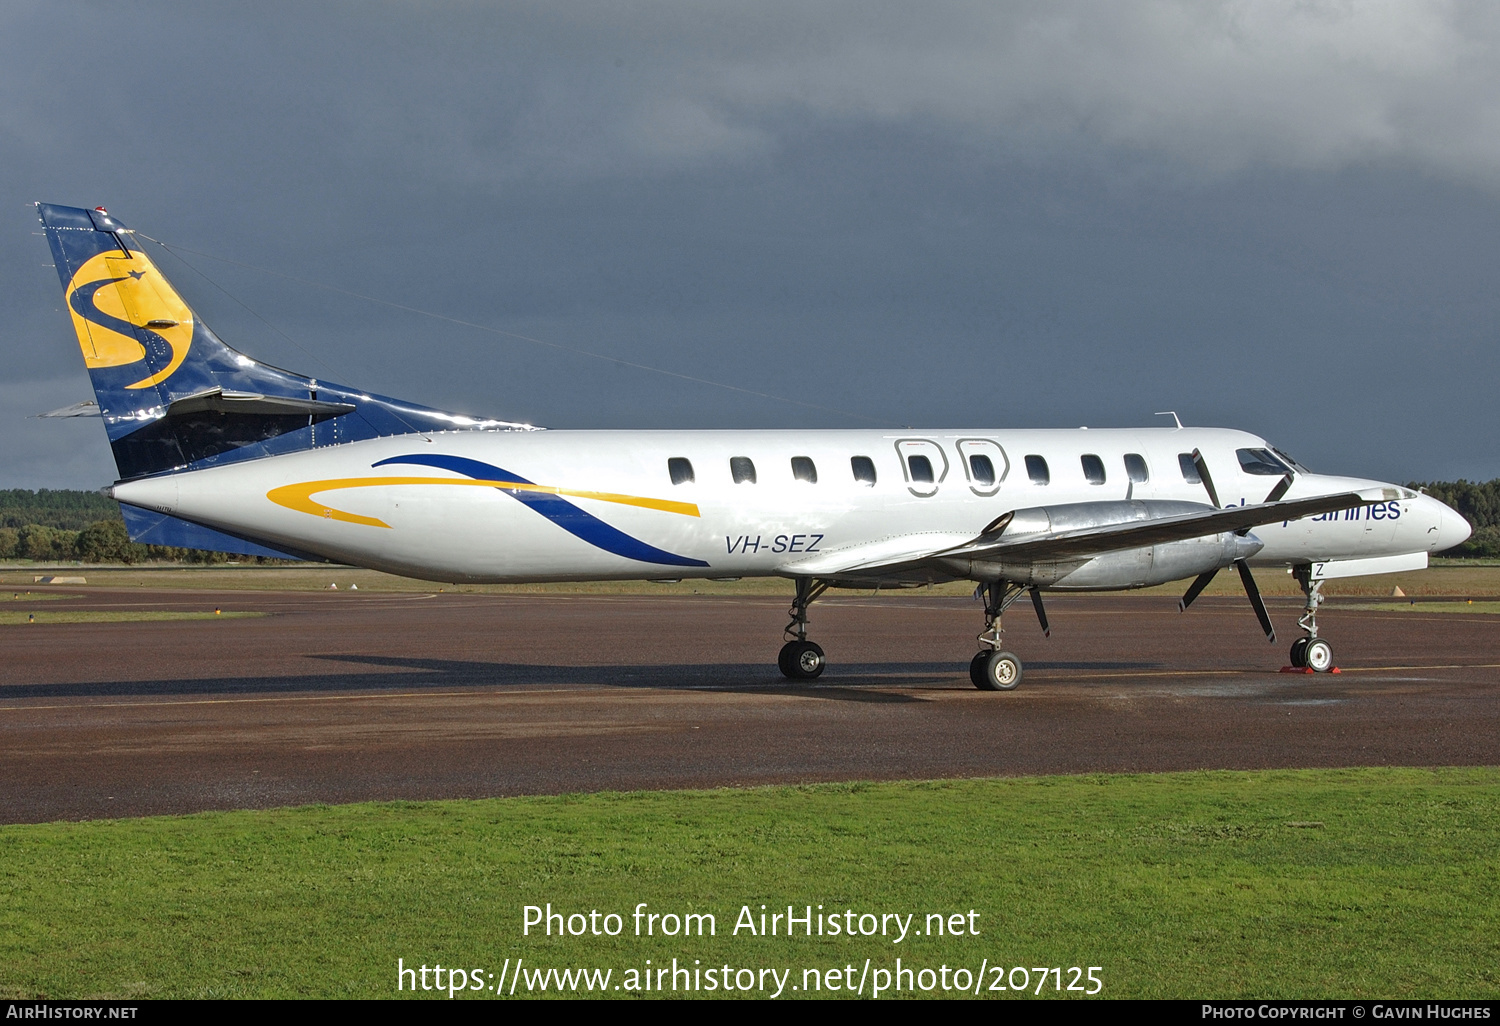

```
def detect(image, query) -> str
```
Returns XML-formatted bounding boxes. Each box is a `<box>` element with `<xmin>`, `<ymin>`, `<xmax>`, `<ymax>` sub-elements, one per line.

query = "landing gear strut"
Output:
<box><xmin>778</xmin><ymin>576</ymin><xmax>829</xmax><ymax>680</ymax></box>
<box><xmin>1290</xmin><ymin>566</ymin><xmax>1334</xmax><ymax>672</ymax></box>
<box><xmin>970</xmin><ymin>581</ymin><xmax>1030</xmax><ymax>691</ymax></box>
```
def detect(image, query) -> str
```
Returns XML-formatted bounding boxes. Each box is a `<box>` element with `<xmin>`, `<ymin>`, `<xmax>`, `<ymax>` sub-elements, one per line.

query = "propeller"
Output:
<box><xmin>1179</xmin><ymin>449</ymin><xmax>1278</xmax><ymax>642</ymax></box>
<box><xmin>1029</xmin><ymin>586</ymin><xmax>1050</xmax><ymax>638</ymax></box>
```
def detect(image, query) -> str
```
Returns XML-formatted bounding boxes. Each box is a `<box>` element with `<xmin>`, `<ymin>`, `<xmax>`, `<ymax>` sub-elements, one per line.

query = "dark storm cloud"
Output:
<box><xmin>2</xmin><ymin>1</ymin><xmax>1498</xmax><ymax>487</ymax></box>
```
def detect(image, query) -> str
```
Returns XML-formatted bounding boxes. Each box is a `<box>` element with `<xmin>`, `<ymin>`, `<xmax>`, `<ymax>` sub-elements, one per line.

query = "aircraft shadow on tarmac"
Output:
<box><xmin>1</xmin><ymin>654</ymin><xmax>1161</xmax><ymax>702</ymax></box>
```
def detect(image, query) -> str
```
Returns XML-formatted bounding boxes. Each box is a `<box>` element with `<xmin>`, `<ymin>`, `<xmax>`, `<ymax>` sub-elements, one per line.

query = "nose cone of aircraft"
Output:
<box><xmin>1430</xmin><ymin>496</ymin><xmax>1472</xmax><ymax>552</ymax></box>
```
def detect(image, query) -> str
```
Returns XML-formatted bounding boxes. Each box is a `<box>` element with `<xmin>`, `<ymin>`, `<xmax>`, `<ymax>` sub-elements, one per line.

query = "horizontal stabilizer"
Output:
<box><xmin>36</xmin><ymin>400</ymin><xmax>100</xmax><ymax>418</ymax></box>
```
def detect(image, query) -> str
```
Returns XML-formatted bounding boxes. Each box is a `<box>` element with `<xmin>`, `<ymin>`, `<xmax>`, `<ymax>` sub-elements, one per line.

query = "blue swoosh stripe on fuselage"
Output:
<box><xmin>372</xmin><ymin>453</ymin><xmax>710</xmax><ymax>568</ymax></box>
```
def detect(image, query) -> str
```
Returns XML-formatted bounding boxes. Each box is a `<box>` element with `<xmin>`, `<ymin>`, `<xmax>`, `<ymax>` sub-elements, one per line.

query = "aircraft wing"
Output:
<box><xmin>783</xmin><ymin>490</ymin><xmax>1377</xmax><ymax>581</ymax></box>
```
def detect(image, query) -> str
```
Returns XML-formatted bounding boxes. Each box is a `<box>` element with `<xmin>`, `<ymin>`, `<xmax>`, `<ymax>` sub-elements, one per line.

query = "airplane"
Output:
<box><xmin>33</xmin><ymin>202</ymin><xmax>1472</xmax><ymax>689</ymax></box>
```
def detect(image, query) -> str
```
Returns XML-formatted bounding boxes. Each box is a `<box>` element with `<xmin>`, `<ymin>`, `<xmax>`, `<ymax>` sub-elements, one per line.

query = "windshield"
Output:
<box><xmin>1270</xmin><ymin>446</ymin><xmax>1309</xmax><ymax>473</ymax></box>
<box><xmin>1236</xmin><ymin>447</ymin><xmax>1292</xmax><ymax>476</ymax></box>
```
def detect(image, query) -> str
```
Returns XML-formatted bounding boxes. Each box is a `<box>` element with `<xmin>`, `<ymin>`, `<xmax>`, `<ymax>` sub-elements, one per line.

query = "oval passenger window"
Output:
<box><xmin>851</xmin><ymin>456</ymin><xmax>876</xmax><ymax>485</ymax></box>
<box><xmin>968</xmin><ymin>454</ymin><xmax>995</xmax><ymax>486</ymax></box>
<box><xmin>907</xmin><ymin>454</ymin><xmax>934</xmax><ymax>484</ymax></box>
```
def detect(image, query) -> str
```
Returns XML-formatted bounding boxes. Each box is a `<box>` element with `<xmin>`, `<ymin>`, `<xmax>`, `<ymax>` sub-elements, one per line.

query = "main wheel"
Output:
<box><xmin>972</xmin><ymin>649</ymin><xmax>1023</xmax><ymax>691</ymax></box>
<box><xmin>969</xmin><ymin>651</ymin><xmax>990</xmax><ymax>688</ymax></box>
<box><xmin>1304</xmin><ymin>638</ymin><xmax>1333</xmax><ymax>673</ymax></box>
<box><xmin>1289</xmin><ymin>637</ymin><xmax>1310</xmax><ymax>668</ymax></box>
<box><xmin>778</xmin><ymin>640</ymin><xmax>825</xmax><ymax>680</ymax></box>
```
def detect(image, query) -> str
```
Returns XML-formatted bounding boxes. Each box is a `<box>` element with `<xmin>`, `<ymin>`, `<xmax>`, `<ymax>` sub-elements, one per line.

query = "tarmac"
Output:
<box><xmin>2</xmin><ymin>587</ymin><xmax>1497</xmax><ymax>824</ymax></box>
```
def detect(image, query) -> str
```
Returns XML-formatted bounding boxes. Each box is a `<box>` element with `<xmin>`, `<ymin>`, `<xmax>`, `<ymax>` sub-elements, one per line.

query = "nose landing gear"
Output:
<box><xmin>778</xmin><ymin>576</ymin><xmax>829</xmax><ymax>680</ymax></box>
<box><xmin>1289</xmin><ymin>567</ymin><xmax>1334</xmax><ymax>672</ymax></box>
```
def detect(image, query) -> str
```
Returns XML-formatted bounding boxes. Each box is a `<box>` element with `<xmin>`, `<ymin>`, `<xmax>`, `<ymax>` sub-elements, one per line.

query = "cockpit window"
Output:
<box><xmin>1236</xmin><ymin>448</ymin><xmax>1292</xmax><ymax>476</ymax></box>
<box><xmin>1271</xmin><ymin>446</ymin><xmax>1309</xmax><ymax>473</ymax></box>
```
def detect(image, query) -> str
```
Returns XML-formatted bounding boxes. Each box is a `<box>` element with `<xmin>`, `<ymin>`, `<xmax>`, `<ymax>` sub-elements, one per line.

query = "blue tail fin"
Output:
<box><xmin>37</xmin><ymin>202</ymin><xmax>528</xmax><ymax>481</ymax></box>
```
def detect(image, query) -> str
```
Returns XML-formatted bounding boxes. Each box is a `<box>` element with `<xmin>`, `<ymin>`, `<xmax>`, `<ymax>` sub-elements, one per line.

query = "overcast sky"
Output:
<box><xmin>4</xmin><ymin>1</ymin><xmax>1499</xmax><ymax>487</ymax></box>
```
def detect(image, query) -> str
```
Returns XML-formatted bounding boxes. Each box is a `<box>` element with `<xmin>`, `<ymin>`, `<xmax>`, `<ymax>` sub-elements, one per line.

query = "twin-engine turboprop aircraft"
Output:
<box><xmin>35</xmin><ymin>202</ymin><xmax>1470</xmax><ymax>689</ymax></box>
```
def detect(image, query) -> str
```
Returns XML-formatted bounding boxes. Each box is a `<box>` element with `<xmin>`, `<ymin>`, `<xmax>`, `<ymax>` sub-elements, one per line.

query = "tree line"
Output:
<box><xmin>0</xmin><ymin>490</ymin><xmax>286</xmax><ymax>564</ymax></box>
<box><xmin>1408</xmin><ymin>479</ymin><xmax>1500</xmax><ymax>558</ymax></box>
<box><xmin>3</xmin><ymin>482</ymin><xmax>1499</xmax><ymax>563</ymax></box>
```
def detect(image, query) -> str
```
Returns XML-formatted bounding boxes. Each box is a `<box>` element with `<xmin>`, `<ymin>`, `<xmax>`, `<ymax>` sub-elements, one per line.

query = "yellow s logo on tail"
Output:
<box><xmin>65</xmin><ymin>249</ymin><xmax>194</xmax><ymax>389</ymax></box>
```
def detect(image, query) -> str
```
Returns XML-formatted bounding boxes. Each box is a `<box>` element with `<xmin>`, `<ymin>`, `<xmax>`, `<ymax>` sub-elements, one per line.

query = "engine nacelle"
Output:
<box><xmin>950</xmin><ymin>500</ymin><xmax>1264</xmax><ymax>590</ymax></box>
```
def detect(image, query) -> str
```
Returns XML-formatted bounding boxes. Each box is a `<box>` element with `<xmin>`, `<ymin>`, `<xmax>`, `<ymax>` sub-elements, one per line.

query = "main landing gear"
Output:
<box><xmin>1289</xmin><ymin>566</ymin><xmax>1334</xmax><ymax>672</ymax></box>
<box><xmin>970</xmin><ymin>582</ymin><xmax>1048</xmax><ymax>691</ymax></box>
<box><xmin>778</xmin><ymin>577</ymin><xmax>830</xmax><ymax>680</ymax></box>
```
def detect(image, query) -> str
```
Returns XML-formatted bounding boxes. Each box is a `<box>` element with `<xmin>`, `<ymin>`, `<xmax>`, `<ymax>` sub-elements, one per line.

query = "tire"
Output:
<box><xmin>1304</xmin><ymin>638</ymin><xmax>1333</xmax><ymax>673</ymax></box>
<box><xmin>1289</xmin><ymin>638</ymin><xmax>1309</xmax><ymax>668</ymax></box>
<box><xmin>973</xmin><ymin>649</ymin><xmax>1023</xmax><ymax>691</ymax></box>
<box><xmin>778</xmin><ymin>640</ymin><xmax>825</xmax><ymax>680</ymax></box>
<box><xmin>969</xmin><ymin>651</ymin><xmax>990</xmax><ymax>689</ymax></box>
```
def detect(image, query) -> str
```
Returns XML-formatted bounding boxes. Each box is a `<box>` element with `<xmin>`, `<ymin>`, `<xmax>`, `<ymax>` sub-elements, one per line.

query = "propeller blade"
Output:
<box><xmin>1191</xmin><ymin>449</ymin><xmax>1221</xmax><ymax>508</ymax></box>
<box><xmin>1029</xmin><ymin>586</ymin><xmax>1050</xmax><ymax>637</ymax></box>
<box><xmin>1179</xmin><ymin>569</ymin><xmax>1219</xmax><ymax>611</ymax></box>
<box><xmin>1235</xmin><ymin>559</ymin><xmax>1276</xmax><ymax>642</ymax></box>
<box><xmin>1262</xmin><ymin>473</ymin><xmax>1293</xmax><ymax>505</ymax></box>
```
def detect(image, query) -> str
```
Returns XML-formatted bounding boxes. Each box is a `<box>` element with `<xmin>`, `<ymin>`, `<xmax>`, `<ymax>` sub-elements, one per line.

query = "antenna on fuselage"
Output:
<box><xmin>1155</xmin><ymin>411</ymin><xmax>1184</xmax><ymax>429</ymax></box>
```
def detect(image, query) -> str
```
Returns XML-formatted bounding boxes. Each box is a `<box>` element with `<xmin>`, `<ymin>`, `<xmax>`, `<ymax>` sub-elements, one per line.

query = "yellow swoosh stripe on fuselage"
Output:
<box><xmin>266</xmin><ymin>476</ymin><xmax>700</xmax><ymax>527</ymax></box>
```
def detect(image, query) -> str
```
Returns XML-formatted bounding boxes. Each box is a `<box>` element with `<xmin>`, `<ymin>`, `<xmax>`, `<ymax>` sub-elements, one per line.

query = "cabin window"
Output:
<box><xmin>1124</xmin><ymin>453</ymin><xmax>1149</xmax><ymax>484</ymax></box>
<box><xmin>1025</xmin><ymin>455</ymin><xmax>1049</xmax><ymax>485</ymax></box>
<box><xmin>791</xmin><ymin>456</ymin><xmax>817</xmax><ymax>483</ymax></box>
<box><xmin>1178</xmin><ymin>453</ymin><xmax>1201</xmax><ymax>483</ymax></box>
<box><xmin>1237</xmin><ymin>448</ymin><xmax>1291</xmax><ymax>476</ymax></box>
<box><xmin>730</xmin><ymin>456</ymin><xmax>757</xmax><ymax>484</ymax></box>
<box><xmin>851</xmin><ymin>456</ymin><xmax>877</xmax><ymax>485</ymax></box>
<box><xmin>1081</xmin><ymin>454</ymin><xmax>1106</xmax><ymax>485</ymax></box>
<box><xmin>907</xmin><ymin>454</ymin><xmax>935</xmax><ymax>484</ymax></box>
<box><xmin>968</xmin><ymin>454</ymin><xmax>996</xmax><ymax>487</ymax></box>
<box><xmin>668</xmin><ymin>457</ymin><xmax>694</xmax><ymax>485</ymax></box>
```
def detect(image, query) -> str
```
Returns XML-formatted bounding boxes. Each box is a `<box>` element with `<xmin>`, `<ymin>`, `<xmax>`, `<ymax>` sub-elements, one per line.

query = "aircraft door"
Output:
<box><xmin>956</xmin><ymin>439</ymin><xmax>1008</xmax><ymax>496</ymax></box>
<box><xmin>894</xmin><ymin>439</ymin><xmax>948</xmax><ymax>497</ymax></box>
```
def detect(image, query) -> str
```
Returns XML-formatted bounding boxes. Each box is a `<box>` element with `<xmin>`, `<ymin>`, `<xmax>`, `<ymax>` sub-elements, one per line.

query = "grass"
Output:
<box><xmin>0</xmin><ymin>610</ymin><xmax>265</xmax><ymax>626</ymax></box>
<box><xmin>1</xmin><ymin>768</ymin><xmax>1497</xmax><ymax>1000</ymax></box>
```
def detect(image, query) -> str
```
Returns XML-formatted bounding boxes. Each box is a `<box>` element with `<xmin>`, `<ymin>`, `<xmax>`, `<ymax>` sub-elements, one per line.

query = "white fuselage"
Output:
<box><xmin>111</xmin><ymin>426</ymin><xmax>1468</xmax><ymax>585</ymax></box>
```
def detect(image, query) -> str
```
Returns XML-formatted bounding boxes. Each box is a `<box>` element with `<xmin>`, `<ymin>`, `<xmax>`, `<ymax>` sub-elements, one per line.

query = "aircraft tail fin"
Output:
<box><xmin>37</xmin><ymin>202</ymin><xmax>531</xmax><ymax>483</ymax></box>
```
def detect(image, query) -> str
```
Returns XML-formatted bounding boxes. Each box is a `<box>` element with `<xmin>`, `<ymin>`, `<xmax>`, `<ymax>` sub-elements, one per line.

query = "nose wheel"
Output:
<box><xmin>1290</xmin><ymin>568</ymin><xmax>1335</xmax><ymax>672</ymax></box>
